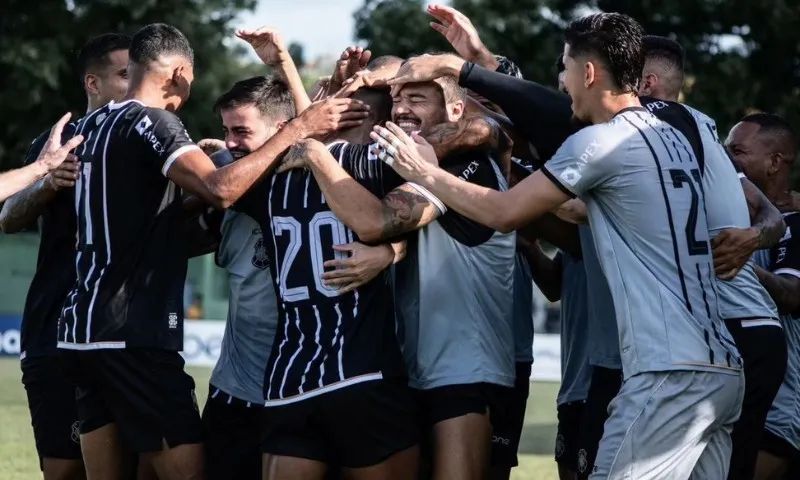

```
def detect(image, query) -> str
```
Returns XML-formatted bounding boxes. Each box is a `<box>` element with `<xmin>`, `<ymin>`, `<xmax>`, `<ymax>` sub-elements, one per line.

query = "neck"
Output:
<box><xmin>333</xmin><ymin>122</ymin><xmax>375</xmax><ymax>145</ymax></box>
<box><xmin>765</xmin><ymin>175</ymin><xmax>793</xmax><ymax>209</ymax></box>
<box><xmin>86</xmin><ymin>97</ymin><xmax>101</xmax><ymax>114</ymax></box>
<box><xmin>589</xmin><ymin>91</ymin><xmax>641</xmax><ymax>124</ymax></box>
<box><xmin>123</xmin><ymin>81</ymin><xmax>171</xmax><ymax>111</ymax></box>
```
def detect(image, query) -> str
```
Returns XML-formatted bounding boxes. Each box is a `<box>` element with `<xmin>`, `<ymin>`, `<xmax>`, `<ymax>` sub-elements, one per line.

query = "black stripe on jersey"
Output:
<box><xmin>696</xmin><ymin>264</ymin><xmax>712</xmax><ymax>320</ymax></box>
<box><xmin>710</xmin><ymin>322</ymin><xmax>733</xmax><ymax>368</ymax></box>
<box><xmin>621</xmin><ymin>114</ymin><xmax>692</xmax><ymax>313</ymax></box>
<box><xmin>703</xmin><ymin>329</ymin><xmax>714</xmax><ymax>364</ymax></box>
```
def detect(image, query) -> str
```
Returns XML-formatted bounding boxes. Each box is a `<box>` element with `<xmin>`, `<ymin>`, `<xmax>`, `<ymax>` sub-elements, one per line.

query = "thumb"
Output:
<box><xmin>60</xmin><ymin>135</ymin><xmax>85</xmax><ymax>153</ymax></box>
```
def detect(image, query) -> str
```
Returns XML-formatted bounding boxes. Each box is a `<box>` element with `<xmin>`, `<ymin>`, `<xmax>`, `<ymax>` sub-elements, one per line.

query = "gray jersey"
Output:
<box><xmin>685</xmin><ymin>105</ymin><xmax>779</xmax><ymax>322</ymax></box>
<box><xmin>557</xmin><ymin>252</ymin><xmax>592</xmax><ymax>405</ymax></box>
<box><xmin>209</xmin><ymin>151</ymin><xmax>279</xmax><ymax>404</ymax></box>
<box><xmin>396</xmin><ymin>156</ymin><xmax>517</xmax><ymax>389</ymax></box>
<box><xmin>542</xmin><ymin>107</ymin><xmax>741</xmax><ymax>378</ymax></box>
<box><xmin>579</xmin><ymin>226</ymin><xmax>622</xmax><ymax>369</ymax></box>
<box><xmin>513</xmin><ymin>253</ymin><xmax>534</xmax><ymax>363</ymax></box>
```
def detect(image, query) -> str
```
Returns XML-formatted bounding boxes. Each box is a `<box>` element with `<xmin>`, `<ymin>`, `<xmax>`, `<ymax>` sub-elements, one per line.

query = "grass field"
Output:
<box><xmin>0</xmin><ymin>358</ymin><xmax>561</xmax><ymax>479</ymax></box>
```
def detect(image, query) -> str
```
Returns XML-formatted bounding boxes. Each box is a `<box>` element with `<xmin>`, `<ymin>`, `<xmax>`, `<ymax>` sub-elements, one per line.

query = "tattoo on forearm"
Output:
<box><xmin>760</xmin><ymin>271</ymin><xmax>800</xmax><ymax>314</ymax></box>
<box><xmin>380</xmin><ymin>188</ymin><xmax>430</xmax><ymax>239</ymax></box>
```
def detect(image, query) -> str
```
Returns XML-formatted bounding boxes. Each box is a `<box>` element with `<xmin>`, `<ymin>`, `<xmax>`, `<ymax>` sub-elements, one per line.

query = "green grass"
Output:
<box><xmin>0</xmin><ymin>358</ymin><xmax>560</xmax><ymax>479</ymax></box>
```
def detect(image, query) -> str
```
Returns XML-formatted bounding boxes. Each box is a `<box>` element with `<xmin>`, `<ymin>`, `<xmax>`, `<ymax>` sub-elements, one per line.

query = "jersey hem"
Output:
<box><xmin>264</xmin><ymin>372</ymin><xmax>383</xmax><ymax>407</ymax></box>
<box><xmin>623</xmin><ymin>362</ymin><xmax>743</xmax><ymax>379</ymax></box>
<box><xmin>557</xmin><ymin>391</ymin><xmax>590</xmax><ymax>406</ymax></box>
<box><xmin>764</xmin><ymin>425</ymin><xmax>800</xmax><ymax>452</ymax></box>
<box><xmin>208</xmin><ymin>376</ymin><xmax>266</xmax><ymax>406</ymax></box>
<box><xmin>409</xmin><ymin>372</ymin><xmax>516</xmax><ymax>390</ymax></box>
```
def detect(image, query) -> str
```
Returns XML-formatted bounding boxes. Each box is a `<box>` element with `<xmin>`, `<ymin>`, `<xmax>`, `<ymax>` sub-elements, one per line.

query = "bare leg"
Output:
<box><xmin>344</xmin><ymin>445</ymin><xmax>419</xmax><ymax>480</ymax></box>
<box><xmin>431</xmin><ymin>413</ymin><xmax>492</xmax><ymax>480</ymax></box>
<box><xmin>262</xmin><ymin>453</ymin><xmax>327</xmax><ymax>480</ymax></box>
<box><xmin>41</xmin><ymin>458</ymin><xmax>86</xmax><ymax>480</ymax></box>
<box><xmin>80</xmin><ymin>423</ymin><xmax>126</xmax><ymax>480</ymax></box>
<box><xmin>142</xmin><ymin>440</ymin><xmax>205</xmax><ymax>480</ymax></box>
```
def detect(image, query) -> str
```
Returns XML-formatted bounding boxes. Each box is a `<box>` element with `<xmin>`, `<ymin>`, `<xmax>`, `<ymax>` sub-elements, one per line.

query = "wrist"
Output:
<box><xmin>382</xmin><ymin>243</ymin><xmax>395</xmax><ymax>265</ymax></box>
<box><xmin>443</xmin><ymin>55</ymin><xmax>467</xmax><ymax>77</ymax></box>
<box><xmin>475</xmin><ymin>49</ymin><xmax>499</xmax><ymax>71</ymax></box>
<box><xmin>748</xmin><ymin>226</ymin><xmax>763</xmax><ymax>250</ymax></box>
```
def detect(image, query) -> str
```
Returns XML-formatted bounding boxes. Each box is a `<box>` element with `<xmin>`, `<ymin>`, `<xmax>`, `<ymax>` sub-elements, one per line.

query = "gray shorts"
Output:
<box><xmin>590</xmin><ymin>369</ymin><xmax>744</xmax><ymax>480</ymax></box>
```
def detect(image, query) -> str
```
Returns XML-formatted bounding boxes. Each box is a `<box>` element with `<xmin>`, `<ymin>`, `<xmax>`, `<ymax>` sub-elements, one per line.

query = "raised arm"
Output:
<box><xmin>236</xmin><ymin>28</ymin><xmax>312</xmax><ymax>114</ymax></box>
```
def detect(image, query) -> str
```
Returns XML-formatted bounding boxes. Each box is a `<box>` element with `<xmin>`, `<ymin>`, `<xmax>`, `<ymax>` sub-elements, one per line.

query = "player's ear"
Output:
<box><xmin>275</xmin><ymin>120</ymin><xmax>288</xmax><ymax>131</ymax></box>
<box><xmin>584</xmin><ymin>61</ymin><xmax>595</xmax><ymax>88</ymax></box>
<box><xmin>639</xmin><ymin>73</ymin><xmax>657</xmax><ymax>96</ymax></box>
<box><xmin>769</xmin><ymin>152</ymin><xmax>783</xmax><ymax>175</ymax></box>
<box><xmin>446</xmin><ymin>100</ymin><xmax>465</xmax><ymax>122</ymax></box>
<box><xmin>84</xmin><ymin>73</ymin><xmax>100</xmax><ymax>96</ymax></box>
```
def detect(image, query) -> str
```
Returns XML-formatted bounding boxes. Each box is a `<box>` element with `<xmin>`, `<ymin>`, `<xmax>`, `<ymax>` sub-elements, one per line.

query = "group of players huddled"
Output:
<box><xmin>2</xmin><ymin>4</ymin><xmax>800</xmax><ymax>480</ymax></box>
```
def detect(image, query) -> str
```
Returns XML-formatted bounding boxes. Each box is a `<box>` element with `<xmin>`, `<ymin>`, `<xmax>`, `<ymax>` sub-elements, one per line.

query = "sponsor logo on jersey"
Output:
<box><xmin>168</xmin><ymin>312</ymin><xmax>178</xmax><ymax>329</ymax></box>
<box><xmin>560</xmin><ymin>166</ymin><xmax>582</xmax><ymax>186</ymax></box>
<box><xmin>135</xmin><ymin>115</ymin><xmax>165</xmax><ymax>155</ymax></box>
<box><xmin>578</xmin><ymin>448</ymin><xmax>588</xmax><ymax>473</ymax></box>
<box><xmin>459</xmin><ymin>161</ymin><xmax>481</xmax><ymax>181</ymax></box>
<box><xmin>554</xmin><ymin>433</ymin><xmax>565</xmax><ymax>458</ymax></box>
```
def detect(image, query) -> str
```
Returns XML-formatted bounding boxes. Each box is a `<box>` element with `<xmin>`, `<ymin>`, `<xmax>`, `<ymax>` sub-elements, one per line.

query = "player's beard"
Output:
<box><xmin>393</xmin><ymin>114</ymin><xmax>422</xmax><ymax>135</ymax></box>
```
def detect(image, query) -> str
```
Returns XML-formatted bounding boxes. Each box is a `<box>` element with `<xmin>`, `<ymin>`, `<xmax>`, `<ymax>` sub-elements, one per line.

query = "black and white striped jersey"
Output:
<box><xmin>233</xmin><ymin>142</ymin><xmax>407</xmax><ymax>406</ymax></box>
<box><xmin>19</xmin><ymin>122</ymin><xmax>79</xmax><ymax>359</ymax></box>
<box><xmin>57</xmin><ymin>99</ymin><xmax>200</xmax><ymax>351</ymax></box>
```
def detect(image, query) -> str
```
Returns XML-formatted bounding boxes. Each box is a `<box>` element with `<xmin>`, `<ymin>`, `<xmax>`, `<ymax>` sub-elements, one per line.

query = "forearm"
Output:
<box><xmin>0</xmin><ymin>176</ymin><xmax>57</xmax><ymax>233</ymax></box>
<box><xmin>207</xmin><ymin>122</ymin><xmax>305</xmax><ymax>208</ymax></box>
<box><xmin>756</xmin><ymin>267</ymin><xmax>800</xmax><ymax>315</ymax></box>
<box><xmin>744</xmin><ymin>179</ymin><xmax>785</xmax><ymax>249</ymax></box>
<box><xmin>519</xmin><ymin>244</ymin><xmax>562</xmax><ymax>302</ymax></box>
<box><xmin>518</xmin><ymin>216</ymin><xmax>581</xmax><ymax>259</ymax></box>
<box><xmin>306</xmin><ymin>154</ymin><xmax>385</xmax><ymax>242</ymax></box>
<box><xmin>0</xmin><ymin>161</ymin><xmax>49</xmax><ymax>205</ymax></box>
<box><xmin>553</xmin><ymin>198</ymin><xmax>589</xmax><ymax>225</ymax></box>
<box><xmin>274</xmin><ymin>57</ymin><xmax>312</xmax><ymax>113</ymax></box>
<box><xmin>459</xmin><ymin>62</ymin><xmax>576</xmax><ymax>164</ymax></box>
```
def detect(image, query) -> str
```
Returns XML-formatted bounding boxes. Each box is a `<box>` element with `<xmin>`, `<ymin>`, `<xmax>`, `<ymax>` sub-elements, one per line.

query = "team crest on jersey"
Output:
<box><xmin>554</xmin><ymin>433</ymin><xmax>565</xmax><ymax>458</ymax></box>
<box><xmin>70</xmin><ymin>421</ymin><xmax>80</xmax><ymax>444</ymax></box>
<box><xmin>95</xmin><ymin>112</ymin><xmax>107</xmax><ymax>125</ymax></box>
<box><xmin>168</xmin><ymin>313</ymin><xmax>178</xmax><ymax>329</ymax></box>
<box><xmin>252</xmin><ymin>237</ymin><xmax>269</xmax><ymax>270</ymax></box>
<box><xmin>578</xmin><ymin>448</ymin><xmax>588</xmax><ymax>473</ymax></box>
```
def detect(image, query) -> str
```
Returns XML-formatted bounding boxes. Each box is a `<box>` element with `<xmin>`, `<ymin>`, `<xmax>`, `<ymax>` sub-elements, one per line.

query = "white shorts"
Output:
<box><xmin>590</xmin><ymin>369</ymin><xmax>744</xmax><ymax>480</ymax></box>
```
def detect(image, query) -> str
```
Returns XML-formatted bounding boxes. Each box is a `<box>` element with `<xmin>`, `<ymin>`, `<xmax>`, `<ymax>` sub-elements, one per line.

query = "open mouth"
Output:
<box><xmin>395</xmin><ymin>117</ymin><xmax>421</xmax><ymax>132</ymax></box>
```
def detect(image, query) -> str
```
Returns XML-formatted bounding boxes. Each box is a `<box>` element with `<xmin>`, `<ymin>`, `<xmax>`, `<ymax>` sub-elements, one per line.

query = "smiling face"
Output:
<box><xmin>391</xmin><ymin>82</ymin><xmax>450</xmax><ymax>135</ymax></box>
<box><xmin>220</xmin><ymin>104</ymin><xmax>278</xmax><ymax>159</ymax></box>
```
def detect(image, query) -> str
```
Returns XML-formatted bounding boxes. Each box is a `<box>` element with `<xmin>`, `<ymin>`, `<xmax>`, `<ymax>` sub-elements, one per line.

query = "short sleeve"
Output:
<box><xmin>540</xmin><ymin>125</ymin><xmax>622</xmax><ymax>198</ymax></box>
<box><xmin>771</xmin><ymin>213</ymin><xmax>800</xmax><ymax>279</ymax></box>
<box><xmin>436</xmin><ymin>155</ymin><xmax>502</xmax><ymax>246</ymax></box>
<box><xmin>231</xmin><ymin>179</ymin><xmax>270</xmax><ymax>227</ymax></box>
<box><xmin>134</xmin><ymin>108</ymin><xmax>200</xmax><ymax>176</ymax></box>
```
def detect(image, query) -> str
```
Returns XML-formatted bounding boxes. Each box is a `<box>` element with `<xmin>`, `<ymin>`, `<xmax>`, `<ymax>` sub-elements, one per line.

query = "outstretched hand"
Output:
<box><xmin>35</xmin><ymin>113</ymin><xmax>84</xmax><ymax>173</ymax></box>
<box><xmin>427</xmin><ymin>4</ymin><xmax>498</xmax><ymax>69</ymax></box>
<box><xmin>236</xmin><ymin>27</ymin><xmax>289</xmax><ymax>66</ymax></box>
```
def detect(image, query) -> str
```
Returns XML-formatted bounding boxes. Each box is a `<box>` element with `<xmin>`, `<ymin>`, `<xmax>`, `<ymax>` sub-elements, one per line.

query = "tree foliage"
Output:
<box><xmin>0</xmin><ymin>0</ymin><xmax>262</xmax><ymax>170</ymax></box>
<box><xmin>354</xmin><ymin>0</ymin><xmax>800</xmax><ymax>157</ymax></box>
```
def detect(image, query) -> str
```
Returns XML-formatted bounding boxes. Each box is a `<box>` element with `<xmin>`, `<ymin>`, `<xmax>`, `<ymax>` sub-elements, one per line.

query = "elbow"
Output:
<box><xmin>0</xmin><ymin>213</ymin><xmax>22</xmax><ymax>234</ymax></box>
<box><xmin>495</xmin><ymin>212</ymin><xmax>519</xmax><ymax>234</ymax></box>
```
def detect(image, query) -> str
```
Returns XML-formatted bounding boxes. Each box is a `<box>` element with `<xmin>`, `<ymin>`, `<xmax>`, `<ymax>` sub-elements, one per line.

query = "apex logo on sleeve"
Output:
<box><xmin>135</xmin><ymin>115</ymin><xmax>165</xmax><ymax>155</ymax></box>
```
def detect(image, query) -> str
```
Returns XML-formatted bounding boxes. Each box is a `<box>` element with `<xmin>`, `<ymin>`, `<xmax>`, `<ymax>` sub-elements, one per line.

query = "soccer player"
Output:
<box><xmin>201</xmin><ymin>75</ymin><xmax>393</xmax><ymax>480</ymax></box>
<box><xmin>277</xmin><ymin>74</ymin><xmax>516</xmax><ymax>479</ymax></box>
<box><xmin>382</xmin><ymin>12</ymin><xmax>745</xmax><ymax>478</ymax></box>
<box><xmin>524</xmin><ymin>243</ymin><xmax>591</xmax><ymax>480</ymax></box>
<box><xmin>0</xmin><ymin>33</ymin><xmax>130</xmax><ymax>480</ymax></box>
<box><xmin>638</xmin><ymin>35</ymin><xmax>686</xmax><ymax>102</ymax></box>
<box><xmin>724</xmin><ymin>114</ymin><xmax>800</xmax><ymax>480</ymax></box>
<box><xmin>54</xmin><ymin>24</ymin><xmax>368</xmax><ymax>480</ymax></box>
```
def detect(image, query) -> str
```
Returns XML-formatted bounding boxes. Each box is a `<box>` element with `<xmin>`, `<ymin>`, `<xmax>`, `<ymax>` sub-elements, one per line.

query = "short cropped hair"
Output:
<box><xmin>367</xmin><ymin>55</ymin><xmax>403</xmax><ymax>70</ymax></box>
<box><xmin>437</xmin><ymin>75</ymin><xmax>466</xmax><ymax>104</ymax></box>
<box><xmin>130</xmin><ymin>23</ymin><xmax>194</xmax><ymax>66</ymax></box>
<box><xmin>642</xmin><ymin>35</ymin><xmax>685</xmax><ymax>73</ymax></box>
<box><xmin>741</xmin><ymin>112</ymin><xmax>798</xmax><ymax>158</ymax></box>
<box><xmin>214</xmin><ymin>76</ymin><xmax>296</xmax><ymax>121</ymax></box>
<box><xmin>77</xmin><ymin>33</ymin><xmax>131</xmax><ymax>80</ymax></box>
<box><xmin>565</xmin><ymin>13</ymin><xmax>644</xmax><ymax>93</ymax></box>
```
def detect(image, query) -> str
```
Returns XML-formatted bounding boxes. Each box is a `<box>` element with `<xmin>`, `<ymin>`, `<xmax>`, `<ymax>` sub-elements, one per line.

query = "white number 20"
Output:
<box><xmin>272</xmin><ymin>212</ymin><xmax>350</xmax><ymax>302</ymax></box>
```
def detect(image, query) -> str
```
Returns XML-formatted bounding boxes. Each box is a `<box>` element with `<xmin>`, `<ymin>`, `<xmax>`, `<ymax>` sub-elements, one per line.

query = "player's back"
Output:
<box><xmin>545</xmin><ymin>107</ymin><xmax>740</xmax><ymax>378</ymax></box>
<box><xmin>58</xmin><ymin>99</ymin><xmax>196</xmax><ymax>351</ymax></box>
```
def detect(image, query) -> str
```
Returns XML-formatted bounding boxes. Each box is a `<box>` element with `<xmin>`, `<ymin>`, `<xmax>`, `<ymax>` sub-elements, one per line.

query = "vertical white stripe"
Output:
<box><xmin>85</xmin><ymin>111</ymin><xmax>124</xmax><ymax>343</ymax></box>
<box><xmin>282</xmin><ymin>170</ymin><xmax>292</xmax><ymax>209</ymax></box>
<box><xmin>267</xmin><ymin>304</ymin><xmax>291</xmax><ymax>399</ymax></box>
<box><xmin>83</xmin><ymin>163</ymin><xmax>93</xmax><ymax>245</ymax></box>
<box><xmin>301</xmin><ymin>305</ymin><xmax>323</xmax><ymax>392</ymax></box>
<box><xmin>280</xmin><ymin>307</ymin><xmax>305</xmax><ymax>397</ymax></box>
<box><xmin>333</xmin><ymin>304</ymin><xmax>344</xmax><ymax>381</ymax></box>
<box><xmin>303</xmin><ymin>174</ymin><xmax>310</xmax><ymax>209</ymax></box>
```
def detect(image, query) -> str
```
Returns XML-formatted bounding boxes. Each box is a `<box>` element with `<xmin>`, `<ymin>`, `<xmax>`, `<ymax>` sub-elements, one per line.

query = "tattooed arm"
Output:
<box><xmin>755</xmin><ymin>267</ymin><xmax>800</xmax><ymax>316</ymax></box>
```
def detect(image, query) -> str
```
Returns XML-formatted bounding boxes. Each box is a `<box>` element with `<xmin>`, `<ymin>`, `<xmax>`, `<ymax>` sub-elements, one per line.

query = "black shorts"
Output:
<box><xmin>761</xmin><ymin>429</ymin><xmax>800</xmax><ymax>461</ymax></box>
<box><xmin>555</xmin><ymin>401</ymin><xmax>585</xmax><ymax>472</ymax></box>
<box><xmin>203</xmin><ymin>386</ymin><xmax>264</xmax><ymax>480</ymax></box>
<box><xmin>419</xmin><ymin>381</ymin><xmax>507</xmax><ymax>427</ymax></box>
<box><xmin>62</xmin><ymin>348</ymin><xmax>203</xmax><ymax>453</ymax></box>
<box><xmin>490</xmin><ymin>362</ymin><xmax>532</xmax><ymax>468</ymax></box>
<box><xmin>261</xmin><ymin>378</ymin><xmax>420</xmax><ymax>468</ymax></box>
<box><xmin>21</xmin><ymin>355</ymin><xmax>83</xmax><ymax>465</ymax></box>
<box><xmin>725</xmin><ymin>321</ymin><xmax>788</xmax><ymax>480</ymax></box>
<box><xmin>577</xmin><ymin>366</ymin><xmax>622</xmax><ymax>479</ymax></box>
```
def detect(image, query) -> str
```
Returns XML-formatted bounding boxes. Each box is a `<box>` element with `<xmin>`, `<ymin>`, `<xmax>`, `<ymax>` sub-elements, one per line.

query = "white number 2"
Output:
<box><xmin>272</xmin><ymin>212</ymin><xmax>350</xmax><ymax>302</ymax></box>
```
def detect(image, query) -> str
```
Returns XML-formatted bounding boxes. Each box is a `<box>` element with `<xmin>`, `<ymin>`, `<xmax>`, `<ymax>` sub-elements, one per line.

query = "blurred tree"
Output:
<box><xmin>0</xmin><ymin>0</ymin><xmax>262</xmax><ymax>171</ymax></box>
<box><xmin>354</xmin><ymin>0</ymin><xmax>800</xmax><ymax>183</ymax></box>
<box><xmin>288</xmin><ymin>41</ymin><xmax>306</xmax><ymax>70</ymax></box>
